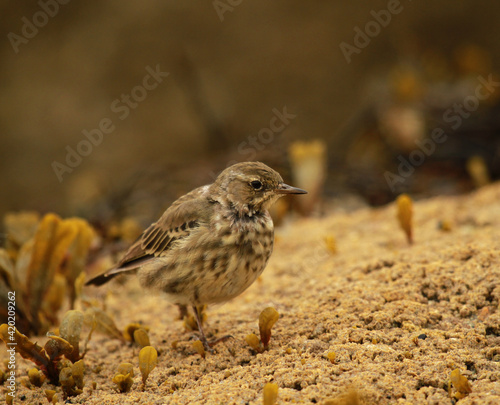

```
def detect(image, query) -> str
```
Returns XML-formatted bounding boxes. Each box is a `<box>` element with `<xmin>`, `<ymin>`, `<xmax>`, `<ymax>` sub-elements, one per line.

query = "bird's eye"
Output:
<box><xmin>250</xmin><ymin>180</ymin><xmax>263</xmax><ymax>190</ymax></box>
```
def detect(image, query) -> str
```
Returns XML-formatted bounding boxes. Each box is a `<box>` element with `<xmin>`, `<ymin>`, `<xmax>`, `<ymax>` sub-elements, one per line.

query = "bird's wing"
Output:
<box><xmin>86</xmin><ymin>185</ymin><xmax>211</xmax><ymax>286</ymax></box>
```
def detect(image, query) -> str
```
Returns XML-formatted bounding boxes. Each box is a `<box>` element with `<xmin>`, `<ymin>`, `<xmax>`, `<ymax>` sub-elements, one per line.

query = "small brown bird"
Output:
<box><xmin>86</xmin><ymin>162</ymin><xmax>306</xmax><ymax>349</ymax></box>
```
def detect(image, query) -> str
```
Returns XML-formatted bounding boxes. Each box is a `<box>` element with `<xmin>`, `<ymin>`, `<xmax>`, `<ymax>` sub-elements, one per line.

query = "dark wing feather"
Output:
<box><xmin>86</xmin><ymin>185</ymin><xmax>209</xmax><ymax>286</ymax></box>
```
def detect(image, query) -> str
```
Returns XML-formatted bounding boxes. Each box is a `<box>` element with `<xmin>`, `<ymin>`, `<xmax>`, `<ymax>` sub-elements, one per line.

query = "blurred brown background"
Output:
<box><xmin>1</xmin><ymin>1</ymin><xmax>499</xmax><ymax>223</ymax></box>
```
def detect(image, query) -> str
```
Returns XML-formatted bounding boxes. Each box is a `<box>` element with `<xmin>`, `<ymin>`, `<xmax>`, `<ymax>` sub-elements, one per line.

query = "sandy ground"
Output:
<box><xmin>5</xmin><ymin>184</ymin><xmax>500</xmax><ymax>404</ymax></box>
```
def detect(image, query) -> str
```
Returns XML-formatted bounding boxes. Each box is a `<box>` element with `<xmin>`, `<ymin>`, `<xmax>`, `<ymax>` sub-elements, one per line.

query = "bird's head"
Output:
<box><xmin>211</xmin><ymin>162</ymin><xmax>307</xmax><ymax>217</ymax></box>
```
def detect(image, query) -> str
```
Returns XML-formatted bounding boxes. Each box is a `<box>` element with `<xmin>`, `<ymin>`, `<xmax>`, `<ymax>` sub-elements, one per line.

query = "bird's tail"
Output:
<box><xmin>85</xmin><ymin>266</ymin><xmax>138</xmax><ymax>286</ymax></box>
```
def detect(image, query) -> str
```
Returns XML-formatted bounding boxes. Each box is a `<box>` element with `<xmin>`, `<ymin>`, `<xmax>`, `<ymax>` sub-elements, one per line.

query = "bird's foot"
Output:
<box><xmin>207</xmin><ymin>334</ymin><xmax>233</xmax><ymax>348</ymax></box>
<box><xmin>194</xmin><ymin>334</ymin><xmax>233</xmax><ymax>353</ymax></box>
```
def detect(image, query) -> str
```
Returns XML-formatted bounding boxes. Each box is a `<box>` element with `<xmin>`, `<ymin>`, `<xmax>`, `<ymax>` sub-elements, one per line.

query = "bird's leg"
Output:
<box><xmin>192</xmin><ymin>306</ymin><xmax>233</xmax><ymax>352</ymax></box>
<box><xmin>193</xmin><ymin>305</ymin><xmax>213</xmax><ymax>352</ymax></box>
<box><xmin>177</xmin><ymin>304</ymin><xmax>188</xmax><ymax>320</ymax></box>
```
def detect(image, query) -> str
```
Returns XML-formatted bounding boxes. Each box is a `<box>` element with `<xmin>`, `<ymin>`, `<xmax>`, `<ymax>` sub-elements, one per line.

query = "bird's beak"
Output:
<box><xmin>275</xmin><ymin>183</ymin><xmax>308</xmax><ymax>195</ymax></box>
